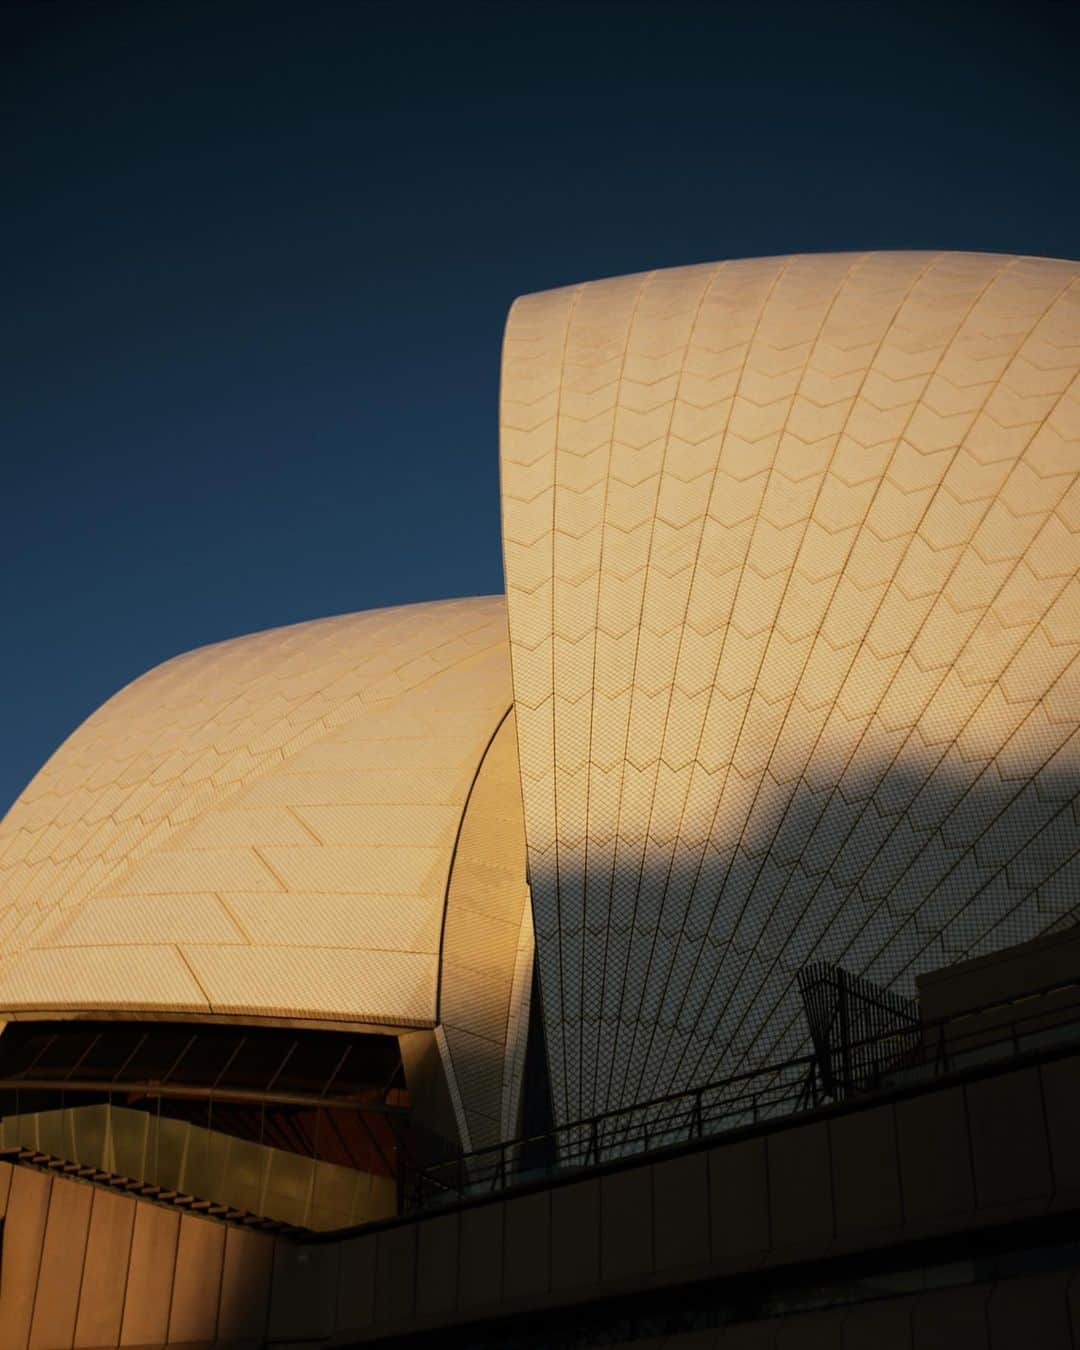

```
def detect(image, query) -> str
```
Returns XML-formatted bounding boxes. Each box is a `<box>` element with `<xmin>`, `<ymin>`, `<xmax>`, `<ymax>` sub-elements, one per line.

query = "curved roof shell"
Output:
<box><xmin>500</xmin><ymin>251</ymin><xmax>1080</xmax><ymax>1124</ymax></box>
<box><xmin>0</xmin><ymin>595</ymin><xmax>525</xmax><ymax>1037</ymax></box>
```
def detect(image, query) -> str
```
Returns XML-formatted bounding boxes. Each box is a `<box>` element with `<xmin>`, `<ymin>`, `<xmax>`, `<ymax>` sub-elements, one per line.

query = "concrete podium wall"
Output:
<box><xmin>0</xmin><ymin>1161</ymin><xmax>274</xmax><ymax>1349</ymax></box>
<box><xmin>268</xmin><ymin>1050</ymin><xmax>1080</xmax><ymax>1345</ymax></box>
<box><xmin>3</xmin><ymin>1048</ymin><xmax>1078</xmax><ymax>1347</ymax></box>
<box><xmin>652</xmin><ymin>1272</ymin><xmax>1080</xmax><ymax>1348</ymax></box>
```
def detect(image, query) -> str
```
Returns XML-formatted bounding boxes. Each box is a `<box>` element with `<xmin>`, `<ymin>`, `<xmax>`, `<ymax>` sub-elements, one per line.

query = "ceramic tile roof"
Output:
<box><xmin>0</xmin><ymin>596</ymin><xmax>515</xmax><ymax>1030</ymax></box>
<box><xmin>500</xmin><ymin>252</ymin><xmax>1080</xmax><ymax>1123</ymax></box>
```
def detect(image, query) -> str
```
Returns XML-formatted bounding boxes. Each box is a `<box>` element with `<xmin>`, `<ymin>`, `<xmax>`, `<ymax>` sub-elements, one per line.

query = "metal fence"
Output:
<box><xmin>797</xmin><ymin>961</ymin><xmax>921</xmax><ymax>1098</ymax></box>
<box><xmin>404</xmin><ymin>975</ymin><xmax>1080</xmax><ymax>1213</ymax></box>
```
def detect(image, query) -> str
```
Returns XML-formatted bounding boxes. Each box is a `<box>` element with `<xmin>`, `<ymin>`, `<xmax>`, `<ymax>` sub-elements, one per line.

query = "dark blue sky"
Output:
<box><xmin>2</xmin><ymin>0</ymin><xmax>1078</xmax><ymax>814</ymax></box>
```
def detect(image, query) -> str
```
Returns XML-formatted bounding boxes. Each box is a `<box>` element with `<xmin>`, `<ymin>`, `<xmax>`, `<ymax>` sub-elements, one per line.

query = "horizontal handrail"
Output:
<box><xmin>404</xmin><ymin>974</ymin><xmax>1080</xmax><ymax>1211</ymax></box>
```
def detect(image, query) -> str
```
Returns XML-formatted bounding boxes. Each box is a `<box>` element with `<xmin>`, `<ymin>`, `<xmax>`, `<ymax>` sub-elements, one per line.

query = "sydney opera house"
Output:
<box><xmin>1</xmin><ymin>250</ymin><xmax>1078</xmax><ymax>1348</ymax></box>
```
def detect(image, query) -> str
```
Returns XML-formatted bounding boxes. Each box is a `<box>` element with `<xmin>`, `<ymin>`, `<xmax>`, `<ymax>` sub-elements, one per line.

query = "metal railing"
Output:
<box><xmin>404</xmin><ymin>976</ymin><xmax>1080</xmax><ymax>1213</ymax></box>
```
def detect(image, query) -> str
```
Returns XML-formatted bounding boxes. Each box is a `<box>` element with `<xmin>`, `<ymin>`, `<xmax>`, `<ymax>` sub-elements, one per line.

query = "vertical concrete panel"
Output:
<box><xmin>374</xmin><ymin>1223</ymin><xmax>416</xmax><ymax>1326</ymax></box>
<box><xmin>502</xmin><ymin>1190</ymin><xmax>549</xmax><ymax>1301</ymax></box>
<box><xmin>720</xmin><ymin>1320</ymin><xmax>779</xmax><ymax>1347</ymax></box>
<box><xmin>29</xmin><ymin>1176</ymin><xmax>94</xmax><ymax>1350</ymax></box>
<box><xmin>600</xmin><ymin>1165</ymin><xmax>653</xmax><ymax>1283</ymax></box>
<box><xmin>1039</xmin><ymin>1056</ymin><xmax>1080</xmax><ymax>1200</ymax></box>
<box><xmin>551</xmin><ymin>1178</ymin><xmax>600</xmax><ymax>1292</ymax></box>
<box><xmin>842</xmin><ymin>1296</ymin><xmax>913</xmax><ymax>1349</ymax></box>
<box><xmin>0</xmin><ymin>1160</ymin><xmax>13</xmax><ymax>1216</ymax></box>
<box><xmin>966</xmin><ymin>1068</ymin><xmax>1052</xmax><ymax>1211</ymax></box>
<box><xmin>653</xmin><ymin>1151</ymin><xmax>709</xmax><ymax>1272</ymax></box>
<box><xmin>710</xmin><ymin>1138</ymin><xmax>770</xmax><ymax>1264</ymax></box>
<box><xmin>415</xmin><ymin>1213</ymin><xmax>458</xmax><ymax>1320</ymax></box>
<box><xmin>988</xmin><ymin>1271</ymin><xmax>1072</xmax><ymax>1349</ymax></box>
<box><xmin>1069</xmin><ymin>1271</ymin><xmax>1080</xmax><ymax>1346</ymax></box>
<box><xmin>73</xmin><ymin>1188</ymin><xmax>136</xmax><ymax>1350</ymax></box>
<box><xmin>767</xmin><ymin>1122</ymin><xmax>832</xmax><ymax>1250</ymax></box>
<box><xmin>0</xmin><ymin>1167</ymin><xmax>52</xmax><ymax>1350</ymax></box>
<box><xmin>776</xmin><ymin>1309</ymin><xmax>846</xmax><ymax>1347</ymax></box>
<box><xmin>166</xmin><ymin>1213</ymin><xmax>225</xmax><ymax>1346</ymax></box>
<box><xmin>896</xmin><ymin>1088</ymin><xmax>974</xmax><ymax>1225</ymax></box>
<box><xmin>119</xmin><ymin>1200</ymin><xmax>179</xmax><ymax>1348</ymax></box>
<box><xmin>267</xmin><ymin>1240</ymin><xmax>339</xmax><ymax>1343</ymax></box>
<box><xmin>216</xmin><ymin>1224</ymin><xmax>274</xmax><ymax>1345</ymax></box>
<box><xmin>333</xmin><ymin>1234</ymin><xmax>377</xmax><ymax>1335</ymax></box>
<box><xmin>831</xmin><ymin>1106</ymin><xmax>903</xmax><ymax>1237</ymax></box>
<box><xmin>458</xmin><ymin>1203</ymin><xmax>503</xmax><ymax>1310</ymax></box>
<box><xmin>911</xmin><ymin>1285</ymin><xmax>990</xmax><ymax>1348</ymax></box>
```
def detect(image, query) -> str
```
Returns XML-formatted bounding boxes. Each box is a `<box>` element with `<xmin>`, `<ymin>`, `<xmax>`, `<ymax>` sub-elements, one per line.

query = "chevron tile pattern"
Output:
<box><xmin>0</xmin><ymin>597</ymin><xmax>520</xmax><ymax>1047</ymax></box>
<box><xmin>500</xmin><ymin>252</ymin><xmax>1080</xmax><ymax>1124</ymax></box>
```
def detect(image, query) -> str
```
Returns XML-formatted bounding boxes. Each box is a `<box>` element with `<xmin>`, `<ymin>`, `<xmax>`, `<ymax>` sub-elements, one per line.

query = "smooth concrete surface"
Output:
<box><xmin>29</xmin><ymin>1175</ymin><xmax>93</xmax><ymax>1350</ymax></box>
<box><xmin>653</xmin><ymin>1151</ymin><xmax>709</xmax><ymax>1272</ymax></box>
<box><xmin>601</xmin><ymin>1161</ymin><xmax>653</xmax><ymax>1282</ymax></box>
<box><xmin>1041</xmin><ymin>1054</ymin><xmax>1080</xmax><ymax>1200</ymax></box>
<box><xmin>484</xmin><ymin>1268</ymin><xmax>1080</xmax><ymax>1346</ymax></box>
<box><xmin>503</xmin><ymin>1189</ymin><xmax>550</xmax><ymax>1300</ymax></box>
<box><xmin>74</xmin><ymin>1186</ymin><xmax>136</xmax><ymax>1349</ymax></box>
<box><xmin>0</xmin><ymin>1160</ymin><xmax>275</xmax><ymax>1349</ymax></box>
<box><xmin>831</xmin><ymin>1104</ymin><xmax>903</xmax><ymax>1236</ymax></box>
<box><xmin>414</xmin><ymin>1210</ymin><xmax>457</xmax><ymax>1319</ymax></box>
<box><xmin>894</xmin><ymin>1087</ymin><xmax>974</xmax><ymax>1224</ymax></box>
<box><xmin>709</xmin><ymin>1137</ymin><xmax>770</xmax><ymax>1263</ymax></box>
<box><xmin>967</xmin><ymin>1067</ymin><xmax>1054</xmax><ymax>1211</ymax></box>
<box><xmin>550</xmin><ymin>1175</ymin><xmax>600</xmax><ymax>1290</ymax></box>
<box><xmin>918</xmin><ymin>922</ymin><xmax>1080</xmax><ymax>1021</ymax></box>
<box><xmin>767</xmin><ymin>1119</ymin><xmax>833</xmax><ymax>1251</ymax></box>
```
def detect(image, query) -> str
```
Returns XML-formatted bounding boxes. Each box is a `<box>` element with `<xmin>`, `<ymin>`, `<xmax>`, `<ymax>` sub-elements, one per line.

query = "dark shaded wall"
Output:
<box><xmin>271</xmin><ymin>1049</ymin><xmax>1080</xmax><ymax>1345</ymax></box>
<box><xmin>3</xmin><ymin>1043</ymin><xmax>1078</xmax><ymax>1347</ymax></box>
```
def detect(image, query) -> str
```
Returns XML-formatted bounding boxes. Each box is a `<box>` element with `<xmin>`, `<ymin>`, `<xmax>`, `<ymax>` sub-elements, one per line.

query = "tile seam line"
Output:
<box><xmin>590</xmin><ymin>257</ymin><xmax>801</xmax><ymax>1114</ymax></box>
<box><xmin>602</xmin><ymin>251</ymin><xmax>832</xmax><ymax>1099</ymax></box>
<box><xmin>658</xmin><ymin>249</ymin><xmax>1000</xmax><ymax>1082</ymax></box>
<box><xmin>561</xmin><ymin>265</ymin><xmax>660</xmax><ymax>1118</ymax></box>
<box><xmin>546</xmin><ymin>268</ymin><xmax>658</xmax><ymax>1115</ymax></box>
<box><xmin>739</xmin><ymin>270</ymin><xmax>1080</xmax><ymax>961</ymax></box>
<box><xmin>661</xmin><ymin>253</ymin><xmax>1033</xmax><ymax>1093</ymax></box>
<box><xmin>733</xmin><ymin>333</ymin><xmax>1080</xmax><ymax>1072</ymax></box>
<box><xmin>622</xmin><ymin>250</ymin><xmax>934</xmax><ymax>1106</ymax></box>
<box><xmin>533</xmin><ymin>281</ymin><xmax>584</xmax><ymax>1127</ymax></box>
<box><xmin>651</xmin><ymin>250</ymin><xmax>904</xmax><ymax>1080</ymax></box>
<box><xmin>582</xmin><ymin>261</ymin><xmax>727</xmax><ymax>1117</ymax></box>
<box><xmin>4</xmin><ymin>607</ymin><xmax>503</xmax><ymax>945</ymax></box>
<box><xmin>735</xmin><ymin>712</ymin><xmax>1080</xmax><ymax>1082</ymax></box>
<box><xmin>591</xmin><ymin>250</ymin><xmax>802</xmax><ymax>1096</ymax></box>
<box><xmin>947</xmin><ymin>806</ymin><xmax>1080</xmax><ymax>965</ymax></box>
